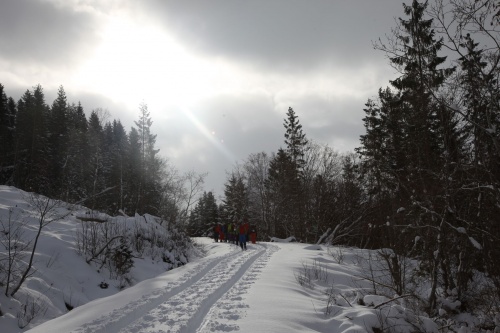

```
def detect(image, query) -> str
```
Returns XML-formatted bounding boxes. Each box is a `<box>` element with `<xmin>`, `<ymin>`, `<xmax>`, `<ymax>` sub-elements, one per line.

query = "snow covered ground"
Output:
<box><xmin>0</xmin><ymin>186</ymin><xmax>479</xmax><ymax>333</ymax></box>
<box><xmin>21</xmin><ymin>239</ymin><xmax>436</xmax><ymax>333</ymax></box>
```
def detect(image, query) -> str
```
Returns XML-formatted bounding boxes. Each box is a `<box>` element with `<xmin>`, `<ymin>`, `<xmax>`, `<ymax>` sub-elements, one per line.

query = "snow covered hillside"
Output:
<box><xmin>0</xmin><ymin>186</ymin><xmax>494</xmax><ymax>333</ymax></box>
<box><xmin>0</xmin><ymin>186</ymin><xmax>198</xmax><ymax>333</ymax></box>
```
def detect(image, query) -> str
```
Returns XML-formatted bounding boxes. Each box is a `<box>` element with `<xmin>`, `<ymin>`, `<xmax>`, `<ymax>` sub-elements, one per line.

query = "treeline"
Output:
<box><xmin>189</xmin><ymin>0</ymin><xmax>500</xmax><ymax>317</ymax></box>
<box><xmin>188</xmin><ymin>107</ymin><xmax>362</xmax><ymax>244</ymax></box>
<box><xmin>0</xmin><ymin>84</ymin><xmax>203</xmax><ymax>221</ymax></box>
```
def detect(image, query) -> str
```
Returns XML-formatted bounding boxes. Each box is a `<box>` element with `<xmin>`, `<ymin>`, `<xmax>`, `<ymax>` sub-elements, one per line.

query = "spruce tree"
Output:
<box><xmin>47</xmin><ymin>86</ymin><xmax>69</xmax><ymax>196</ymax></box>
<box><xmin>127</xmin><ymin>127</ymin><xmax>142</xmax><ymax>214</ymax></box>
<box><xmin>0</xmin><ymin>84</ymin><xmax>16</xmax><ymax>184</ymax></box>
<box><xmin>284</xmin><ymin>107</ymin><xmax>308</xmax><ymax>170</ymax></box>
<box><xmin>64</xmin><ymin>102</ymin><xmax>88</xmax><ymax>202</ymax></box>
<box><xmin>282</xmin><ymin>107</ymin><xmax>308</xmax><ymax>239</ymax></box>
<box><xmin>188</xmin><ymin>191</ymin><xmax>218</xmax><ymax>236</ymax></box>
<box><xmin>109</xmin><ymin>120</ymin><xmax>129</xmax><ymax>213</ymax></box>
<box><xmin>14</xmin><ymin>85</ymin><xmax>50</xmax><ymax>193</ymax></box>
<box><xmin>265</xmin><ymin>148</ymin><xmax>298</xmax><ymax>238</ymax></box>
<box><xmin>86</xmin><ymin>110</ymin><xmax>105</xmax><ymax>210</ymax></box>
<box><xmin>134</xmin><ymin>103</ymin><xmax>161</xmax><ymax>214</ymax></box>
<box><xmin>223</xmin><ymin>174</ymin><xmax>248</xmax><ymax>224</ymax></box>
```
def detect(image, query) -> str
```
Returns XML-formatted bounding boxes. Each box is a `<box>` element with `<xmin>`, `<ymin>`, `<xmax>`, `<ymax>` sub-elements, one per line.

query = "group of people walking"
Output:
<box><xmin>212</xmin><ymin>219</ymin><xmax>257</xmax><ymax>251</ymax></box>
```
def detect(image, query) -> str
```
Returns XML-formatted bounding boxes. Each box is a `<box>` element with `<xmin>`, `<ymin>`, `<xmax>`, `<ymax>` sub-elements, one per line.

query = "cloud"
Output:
<box><xmin>138</xmin><ymin>0</ymin><xmax>403</xmax><ymax>73</ymax></box>
<box><xmin>0</xmin><ymin>0</ymin><xmax>408</xmax><ymax>196</ymax></box>
<box><xmin>0</xmin><ymin>0</ymin><xmax>100</xmax><ymax>67</ymax></box>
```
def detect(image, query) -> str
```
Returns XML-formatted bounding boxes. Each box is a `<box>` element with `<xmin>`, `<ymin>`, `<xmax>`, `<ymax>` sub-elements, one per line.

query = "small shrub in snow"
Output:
<box><xmin>294</xmin><ymin>260</ymin><xmax>329</xmax><ymax>289</ymax></box>
<box><xmin>295</xmin><ymin>262</ymin><xmax>313</xmax><ymax>289</ymax></box>
<box><xmin>311</xmin><ymin>259</ymin><xmax>329</xmax><ymax>283</ymax></box>
<box><xmin>323</xmin><ymin>283</ymin><xmax>344</xmax><ymax>316</ymax></box>
<box><xmin>328</xmin><ymin>246</ymin><xmax>345</xmax><ymax>264</ymax></box>
<box><xmin>16</xmin><ymin>293</ymin><xmax>48</xmax><ymax>329</ymax></box>
<box><xmin>111</xmin><ymin>237</ymin><xmax>134</xmax><ymax>277</ymax></box>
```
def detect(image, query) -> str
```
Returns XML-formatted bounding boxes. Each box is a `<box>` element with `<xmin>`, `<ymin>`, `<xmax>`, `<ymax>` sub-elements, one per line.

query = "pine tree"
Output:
<box><xmin>86</xmin><ymin>110</ymin><xmax>105</xmax><ymax>210</ymax></box>
<box><xmin>284</xmin><ymin>107</ymin><xmax>308</xmax><ymax>170</ymax></box>
<box><xmin>47</xmin><ymin>86</ymin><xmax>69</xmax><ymax>196</ymax></box>
<box><xmin>0</xmin><ymin>84</ymin><xmax>16</xmax><ymax>184</ymax></box>
<box><xmin>126</xmin><ymin>127</ymin><xmax>142</xmax><ymax>214</ymax></box>
<box><xmin>282</xmin><ymin>107</ymin><xmax>308</xmax><ymax>239</ymax></box>
<box><xmin>109</xmin><ymin>120</ymin><xmax>129</xmax><ymax>213</ymax></box>
<box><xmin>265</xmin><ymin>148</ymin><xmax>298</xmax><ymax>238</ymax></box>
<box><xmin>64</xmin><ymin>102</ymin><xmax>88</xmax><ymax>202</ymax></box>
<box><xmin>14</xmin><ymin>85</ymin><xmax>50</xmax><ymax>193</ymax></box>
<box><xmin>187</xmin><ymin>191</ymin><xmax>218</xmax><ymax>236</ymax></box>
<box><xmin>134</xmin><ymin>103</ymin><xmax>161</xmax><ymax>214</ymax></box>
<box><xmin>223</xmin><ymin>174</ymin><xmax>248</xmax><ymax>224</ymax></box>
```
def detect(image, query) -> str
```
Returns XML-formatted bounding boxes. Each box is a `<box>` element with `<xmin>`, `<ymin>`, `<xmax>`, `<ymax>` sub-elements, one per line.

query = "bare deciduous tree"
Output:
<box><xmin>9</xmin><ymin>193</ymin><xmax>69</xmax><ymax>297</ymax></box>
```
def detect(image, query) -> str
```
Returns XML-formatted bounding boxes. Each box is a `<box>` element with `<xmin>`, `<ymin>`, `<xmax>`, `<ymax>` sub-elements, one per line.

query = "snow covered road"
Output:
<box><xmin>26</xmin><ymin>242</ymin><xmax>279</xmax><ymax>333</ymax></box>
<box><xmin>23</xmin><ymin>240</ymin><xmax>436</xmax><ymax>333</ymax></box>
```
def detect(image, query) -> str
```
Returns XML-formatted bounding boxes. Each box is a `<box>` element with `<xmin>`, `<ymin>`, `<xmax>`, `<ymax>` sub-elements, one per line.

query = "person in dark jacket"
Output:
<box><xmin>213</xmin><ymin>224</ymin><xmax>220</xmax><ymax>242</ymax></box>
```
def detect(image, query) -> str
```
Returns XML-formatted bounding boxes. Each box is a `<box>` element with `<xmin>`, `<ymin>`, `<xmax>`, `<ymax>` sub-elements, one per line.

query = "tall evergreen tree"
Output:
<box><xmin>282</xmin><ymin>107</ymin><xmax>308</xmax><ymax>239</ymax></box>
<box><xmin>126</xmin><ymin>127</ymin><xmax>142</xmax><ymax>214</ymax></box>
<box><xmin>86</xmin><ymin>110</ymin><xmax>105</xmax><ymax>210</ymax></box>
<box><xmin>223</xmin><ymin>174</ymin><xmax>248</xmax><ymax>224</ymax></box>
<box><xmin>14</xmin><ymin>85</ymin><xmax>50</xmax><ymax>193</ymax></box>
<box><xmin>134</xmin><ymin>103</ymin><xmax>161</xmax><ymax>214</ymax></box>
<box><xmin>265</xmin><ymin>148</ymin><xmax>298</xmax><ymax>238</ymax></box>
<box><xmin>0</xmin><ymin>84</ymin><xmax>16</xmax><ymax>184</ymax></box>
<box><xmin>109</xmin><ymin>120</ymin><xmax>129</xmax><ymax>213</ymax></box>
<box><xmin>64</xmin><ymin>102</ymin><xmax>88</xmax><ymax>202</ymax></box>
<box><xmin>284</xmin><ymin>107</ymin><xmax>308</xmax><ymax>170</ymax></box>
<box><xmin>47</xmin><ymin>86</ymin><xmax>69</xmax><ymax>196</ymax></box>
<box><xmin>187</xmin><ymin>191</ymin><xmax>218</xmax><ymax>236</ymax></box>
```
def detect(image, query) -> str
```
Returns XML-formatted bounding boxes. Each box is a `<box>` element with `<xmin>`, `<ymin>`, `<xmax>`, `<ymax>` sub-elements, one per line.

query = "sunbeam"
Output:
<box><xmin>182</xmin><ymin>108</ymin><xmax>236</xmax><ymax>163</ymax></box>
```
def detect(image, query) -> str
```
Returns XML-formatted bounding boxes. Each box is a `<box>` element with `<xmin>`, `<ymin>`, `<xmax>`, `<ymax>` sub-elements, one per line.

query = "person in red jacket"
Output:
<box><xmin>238</xmin><ymin>223</ymin><xmax>247</xmax><ymax>250</ymax></box>
<box><xmin>249</xmin><ymin>225</ymin><xmax>257</xmax><ymax>244</ymax></box>
<box><xmin>242</xmin><ymin>218</ymin><xmax>250</xmax><ymax>243</ymax></box>
<box><xmin>213</xmin><ymin>224</ymin><xmax>220</xmax><ymax>242</ymax></box>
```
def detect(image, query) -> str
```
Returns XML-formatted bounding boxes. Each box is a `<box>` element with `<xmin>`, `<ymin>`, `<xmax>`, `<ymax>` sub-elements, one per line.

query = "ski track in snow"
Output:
<box><xmin>72</xmin><ymin>243</ymin><xmax>278</xmax><ymax>333</ymax></box>
<box><xmin>196</xmin><ymin>243</ymin><xmax>279</xmax><ymax>333</ymax></box>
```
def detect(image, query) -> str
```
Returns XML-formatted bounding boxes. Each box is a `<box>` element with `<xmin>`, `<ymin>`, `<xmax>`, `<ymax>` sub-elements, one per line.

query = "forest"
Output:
<box><xmin>0</xmin><ymin>0</ymin><xmax>499</xmax><ymax>321</ymax></box>
<box><xmin>0</xmin><ymin>84</ymin><xmax>206</xmax><ymax>224</ymax></box>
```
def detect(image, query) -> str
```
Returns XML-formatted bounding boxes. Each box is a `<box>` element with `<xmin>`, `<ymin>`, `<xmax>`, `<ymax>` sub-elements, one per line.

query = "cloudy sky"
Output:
<box><xmin>0</xmin><ymin>0</ymin><xmax>404</xmax><ymax>196</ymax></box>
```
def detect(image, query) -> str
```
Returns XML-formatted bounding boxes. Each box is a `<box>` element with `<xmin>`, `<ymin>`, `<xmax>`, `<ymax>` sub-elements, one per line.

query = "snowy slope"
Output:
<box><xmin>0</xmin><ymin>186</ymin><xmax>197</xmax><ymax>333</ymax></box>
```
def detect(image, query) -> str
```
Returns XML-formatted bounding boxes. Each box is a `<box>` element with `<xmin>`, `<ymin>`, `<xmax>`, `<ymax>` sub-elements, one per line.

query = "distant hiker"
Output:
<box><xmin>228</xmin><ymin>223</ymin><xmax>236</xmax><ymax>244</ymax></box>
<box><xmin>222</xmin><ymin>223</ymin><xmax>228</xmax><ymax>242</ymax></box>
<box><xmin>239</xmin><ymin>223</ymin><xmax>247</xmax><ymax>250</ymax></box>
<box><xmin>242</xmin><ymin>218</ymin><xmax>250</xmax><ymax>242</ymax></box>
<box><xmin>213</xmin><ymin>224</ymin><xmax>220</xmax><ymax>242</ymax></box>
<box><xmin>219</xmin><ymin>224</ymin><xmax>225</xmax><ymax>242</ymax></box>
<box><xmin>249</xmin><ymin>225</ymin><xmax>257</xmax><ymax>244</ymax></box>
<box><xmin>232</xmin><ymin>221</ymin><xmax>239</xmax><ymax>245</ymax></box>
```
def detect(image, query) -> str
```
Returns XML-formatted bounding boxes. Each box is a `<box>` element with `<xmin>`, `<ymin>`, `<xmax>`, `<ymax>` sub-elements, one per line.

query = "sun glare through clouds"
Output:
<box><xmin>73</xmin><ymin>16</ymin><xmax>223</xmax><ymax>109</ymax></box>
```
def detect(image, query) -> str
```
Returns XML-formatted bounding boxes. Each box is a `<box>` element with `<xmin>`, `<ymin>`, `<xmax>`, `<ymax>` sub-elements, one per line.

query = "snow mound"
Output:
<box><xmin>270</xmin><ymin>236</ymin><xmax>296</xmax><ymax>243</ymax></box>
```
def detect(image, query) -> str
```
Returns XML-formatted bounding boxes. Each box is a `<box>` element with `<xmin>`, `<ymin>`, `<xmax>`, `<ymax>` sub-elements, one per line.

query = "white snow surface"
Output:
<box><xmin>0</xmin><ymin>186</ymin><xmax>451</xmax><ymax>333</ymax></box>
